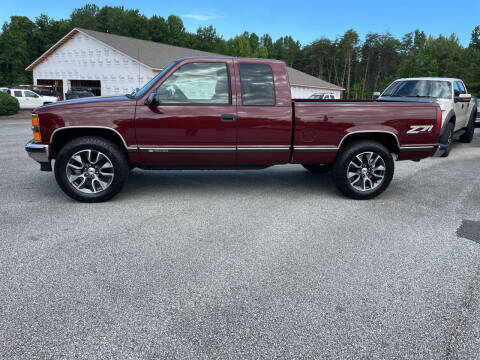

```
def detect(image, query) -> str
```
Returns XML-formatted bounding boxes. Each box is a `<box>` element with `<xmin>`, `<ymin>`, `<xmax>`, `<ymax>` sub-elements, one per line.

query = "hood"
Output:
<box><xmin>37</xmin><ymin>95</ymin><xmax>133</xmax><ymax>110</ymax></box>
<box><xmin>41</xmin><ymin>95</ymin><xmax>59</xmax><ymax>101</ymax></box>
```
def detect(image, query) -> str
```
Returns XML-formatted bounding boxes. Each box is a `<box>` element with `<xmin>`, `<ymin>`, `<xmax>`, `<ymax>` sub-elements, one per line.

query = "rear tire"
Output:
<box><xmin>332</xmin><ymin>140</ymin><xmax>394</xmax><ymax>200</ymax></box>
<box><xmin>54</xmin><ymin>136</ymin><xmax>129</xmax><ymax>202</ymax></box>
<box><xmin>459</xmin><ymin>111</ymin><xmax>476</xmax><ymax>143</ymax></box>
<box><xmin>302</xmin><ymin>164</ymin><xmax>332</xmax><ymax>174</ymax></box>
<box><xmin>441</xmin><ymin>122</ymin><xmax>454</xmax><ymax>157</ymax></box>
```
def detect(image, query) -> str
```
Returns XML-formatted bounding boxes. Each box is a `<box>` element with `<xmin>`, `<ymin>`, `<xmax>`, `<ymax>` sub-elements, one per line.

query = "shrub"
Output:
<box><xmin>0</xmin><ymin>92</ymin><xmax>20</xmax><ymax>115</ymax></box>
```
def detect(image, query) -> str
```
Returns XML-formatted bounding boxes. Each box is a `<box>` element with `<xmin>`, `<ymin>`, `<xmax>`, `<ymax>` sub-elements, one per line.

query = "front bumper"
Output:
<box><xmin>25</xmin><ymin>140</ymin><xmax>51</xmax><ymax>171</ymax></box>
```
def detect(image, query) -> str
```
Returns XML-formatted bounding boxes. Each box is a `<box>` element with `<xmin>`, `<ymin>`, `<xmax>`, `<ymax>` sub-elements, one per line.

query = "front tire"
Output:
<box><xmin>54</xmin><ymin>136</ymin><xmax>129</xmax><ymax>202</ymax></box>
<box><xmin>332</xmin><ymin>140</ymin><xmax>394</xmax><ymax>200</ymax></box>
<box><xmin>459</xmin><ymin>111</ymin><xmax>476</xmax><ymax>143</ymax></box>
<box><xmin>441</xmin><ymin>122</ymin><xmax>454</xmax><ymax>157</ymax></box>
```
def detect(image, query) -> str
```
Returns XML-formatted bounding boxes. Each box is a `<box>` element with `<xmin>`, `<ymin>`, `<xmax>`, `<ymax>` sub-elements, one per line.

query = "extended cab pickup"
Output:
<box><xmin>25</xmin><ymin>57</ymin><xmax>443</xmax><ymax>202</ymax></box>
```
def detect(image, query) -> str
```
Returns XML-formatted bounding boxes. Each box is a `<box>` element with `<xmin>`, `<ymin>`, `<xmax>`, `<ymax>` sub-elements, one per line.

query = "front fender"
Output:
<box><xmin>439</xmin><ymin>109</ymin><xmax>455</xmax><ymax>138</ymax></box>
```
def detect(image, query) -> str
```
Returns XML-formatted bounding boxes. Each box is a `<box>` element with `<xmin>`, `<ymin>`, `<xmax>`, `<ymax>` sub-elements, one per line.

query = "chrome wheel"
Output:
<box><xmin>347</xmin><ymin>152</ymin><xmax>386</xmax><ymax>192</ymax></box>
<box><xmin>65</xmin><ymin>149</ymin><xmax>114</xmax><ymax>194</ymax></box>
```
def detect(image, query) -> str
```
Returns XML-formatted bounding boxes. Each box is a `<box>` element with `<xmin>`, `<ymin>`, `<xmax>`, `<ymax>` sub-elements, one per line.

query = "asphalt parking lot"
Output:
<box><xmin>1</xmin><ymin>118</ymin><xmax>480</xmax><ymax>359</ymax></box>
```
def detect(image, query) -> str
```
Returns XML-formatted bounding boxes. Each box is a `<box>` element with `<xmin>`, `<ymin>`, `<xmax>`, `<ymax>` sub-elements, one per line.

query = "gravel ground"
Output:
<box><xmin>1</xmin><ymin>118</ymin><xmax>480</xmax><ymax>359</ymax></box>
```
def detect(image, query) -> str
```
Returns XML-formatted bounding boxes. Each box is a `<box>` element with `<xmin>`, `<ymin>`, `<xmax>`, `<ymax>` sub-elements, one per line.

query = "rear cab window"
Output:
<box><xmin>239</xmin><ymin>63</ymin><xmax>275</xmax><ymax>106</ymax></box>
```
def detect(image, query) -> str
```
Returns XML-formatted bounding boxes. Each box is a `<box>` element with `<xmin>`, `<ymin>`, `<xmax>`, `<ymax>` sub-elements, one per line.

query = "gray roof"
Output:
<box><xmin>79</xmin><ymin>28</ymin><xmax>217</xmax><ymax>70</ymax></box>
<box><xmin>28</xmin><ymin>27</ymin><xmax>343</xmax><ymax>91</ymax></box>
<box><xmin>286</xmin><ymin>67</ymin><xmax>343</xmax><ymax>90</ymax></box>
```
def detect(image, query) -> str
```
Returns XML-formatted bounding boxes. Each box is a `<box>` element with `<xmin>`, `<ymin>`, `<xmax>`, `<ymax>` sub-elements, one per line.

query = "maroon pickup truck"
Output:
<box><xmin>26</xmin><ymin>57</ymin><xmax>443</xmax><ymax>202</ymax></box>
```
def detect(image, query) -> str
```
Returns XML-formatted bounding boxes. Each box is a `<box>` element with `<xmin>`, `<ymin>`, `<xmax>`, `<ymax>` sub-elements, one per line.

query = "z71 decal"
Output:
<box><xmin>407</xmin><ymin>125</ymin><xmax>434</xmax><ymax>134</ymax></box>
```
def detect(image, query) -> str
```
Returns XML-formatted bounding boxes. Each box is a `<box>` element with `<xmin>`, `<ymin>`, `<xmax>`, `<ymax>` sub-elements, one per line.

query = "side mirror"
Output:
<box><xmin>372</xmin><ymin>92</ymin><xmax>380</xmax><ymax>100</ymax></box>
<box><xmin>35</xmin><ymin>94</ymin><xmax>39</xmax><ymax>98</ymax></box>
<box><xmin>455</xmin><ymin>93</ymin><xmax>472</xmax><ymax>103</ymax></box>
<box><xmin>145</xmin><ymin>92</ymin><xmax>159</xmax><ymax>106</ymax></box>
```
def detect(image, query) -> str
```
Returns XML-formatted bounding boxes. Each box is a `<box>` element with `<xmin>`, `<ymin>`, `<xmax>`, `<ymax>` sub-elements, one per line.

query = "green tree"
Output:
<box><xmin>311</xmin><ymin>38</ymin><xmax>332</xmax><ymax>79</ymax></box>
<box><xmin>0</xmin><ymin>16</ymin><xmax>37</xmax><ymax>85</ymax></box>
<box><xmin>70</xmin><ymin>4</ymin><xmax>101</xmax><ymax>30</ymax></box>
<box><xmin>147</xmin><ymin>15</ymin><xmax>166</xmax><ymax>43</ymax></box>
<box><xmin>260</xmin><ymin>34</ymin><xmax>273</xmax><ymax>55</ymax></box>
<box><xmin>339</xmin><ymin>29</ymin><xmax>359</xmax><ymax>98</ymax></box>
<box><xmin>194</xmin><ymin>25</ymin><xmax>224</xmax><ymax>53</ymax></box>
<box><xmin>96</xmin><ymin>6</ymin><xmax>148</xmax><ymax>39</ymax></box>
<box><xmin>231</xmin><ymin>34</ymin><xmax>251</xmax><ymax>57</ymax></box>
<box><xmin>399</xmin><ymin>30</ymin><xmax>438</xmax><ymax>77</ymax></box>
<box><xmin>469</xmin><ymin>25</ymin><xmax>480</xmax><ymax>50</ymax></box>
<box><xmin>253</xmin><ymin>46</ymin><xmax>268</xmax><ymax>58</ymax></box>
<box><xmin>164</xmin><ymin>15</ymin><xmax>187</xmax><ymax>46</ymax></box>
<box><xmin>249</xmin><ymin>33</ymin><xmax>259</xmax><ymax>53</ymax></box>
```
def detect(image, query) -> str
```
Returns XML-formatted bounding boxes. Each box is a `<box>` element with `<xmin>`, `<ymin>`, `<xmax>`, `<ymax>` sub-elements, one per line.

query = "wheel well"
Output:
<box><xmin>339</xmin><ymin>132</ymin><xmax>400</xmax><ymax>154</ymax></box>
<box><xmin>50</xmin><ymin>128</ymin><xmax>129</xmax><ymax>160</ymax></box>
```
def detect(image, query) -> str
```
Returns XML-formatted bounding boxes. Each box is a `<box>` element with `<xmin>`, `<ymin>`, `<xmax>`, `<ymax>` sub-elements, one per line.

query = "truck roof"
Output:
<box><xmin>393</xmin><ymin>77</ymin><xmax>463</xmax><ymax>82</ymax></box>
<box><xmin>175</xmin><ymin>56</ymin><xmax>287</xmax><ymax>64</ymax></box>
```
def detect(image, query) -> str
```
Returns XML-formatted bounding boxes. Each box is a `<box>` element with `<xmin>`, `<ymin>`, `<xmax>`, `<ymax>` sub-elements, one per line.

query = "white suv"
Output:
<box><xmin>378</xmin><ymin>77</ymin><xmax>477</xmax><ymax>156</ymax></box>
<box><xmin>8</xmin><ymin>89</ymin><xmax>58</xmax><ymax>109</ymax></box>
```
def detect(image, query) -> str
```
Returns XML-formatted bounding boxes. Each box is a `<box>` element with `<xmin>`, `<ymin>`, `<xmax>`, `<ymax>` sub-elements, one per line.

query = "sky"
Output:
<box><xmin>1</xmin><ymin>0</ymin><xmax>479</xmax><ymax>46</ymax></box>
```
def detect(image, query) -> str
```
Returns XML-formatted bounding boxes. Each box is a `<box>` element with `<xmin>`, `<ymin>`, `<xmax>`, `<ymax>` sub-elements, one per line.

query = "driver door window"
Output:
<box><xmin>453</xmin><ymin>82</ymin><xmax>461</xmax><ymax>97</ymax></box>
<box><xmin>457</xmin><ymin>82</ymin><xmax>466</xmax><ymax>94</ymax></box>
<box><xmin>156</xmin><ymin>62</ymin><xmax>230</xmax><ymax>105</ymax></box>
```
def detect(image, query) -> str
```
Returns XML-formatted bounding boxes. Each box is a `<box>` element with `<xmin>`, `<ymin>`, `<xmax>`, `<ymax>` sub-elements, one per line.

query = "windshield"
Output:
<box><xmin>382</xmin><ymin>80</ymin><xmax>452</xmax><ymax>99</ymax></box>
<box><xmin>133</xmin><ymin>61</ymin><xmax>178</xmax><ymax>99</ymax></box>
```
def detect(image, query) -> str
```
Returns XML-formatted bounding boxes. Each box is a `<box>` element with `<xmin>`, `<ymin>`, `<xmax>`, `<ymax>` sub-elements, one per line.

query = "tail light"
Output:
<box><xmin>31</xmin><ymin>114</ymin><xmax>41</xmax><ymax>142</ymax></box>
<box><xmin>435</xmin><ymin>106</ymin><xmax>442</xmax><ymax>137</ymax></box>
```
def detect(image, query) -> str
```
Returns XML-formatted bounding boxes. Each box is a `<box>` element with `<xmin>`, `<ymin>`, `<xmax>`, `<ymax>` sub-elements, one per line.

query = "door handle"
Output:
<box><xmin>221</xmin><ymin>114</ymin><xmax>236</xmax><ymax>122</ymax></box>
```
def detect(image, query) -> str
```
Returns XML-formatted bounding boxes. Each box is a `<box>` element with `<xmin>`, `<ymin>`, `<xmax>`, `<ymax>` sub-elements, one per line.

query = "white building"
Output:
<box><xmin>26</xmin><ymin>28</ymin><xmax>344</xmax><ymax>100</ymax></box>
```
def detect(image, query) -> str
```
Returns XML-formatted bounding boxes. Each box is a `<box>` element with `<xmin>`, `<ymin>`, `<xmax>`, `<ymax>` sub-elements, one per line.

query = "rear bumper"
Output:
<box><xmin>433</xmin><ymin>143</ymin><xmax>448</xmax><ymax>157</ymax></box>
<box><xmin>25</xmin><ymin>140</ymin><xmax>51</xmax><ymax>171</ymax></box>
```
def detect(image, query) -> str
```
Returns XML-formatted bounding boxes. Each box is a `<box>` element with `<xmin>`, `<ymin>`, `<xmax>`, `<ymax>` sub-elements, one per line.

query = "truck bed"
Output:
<box><xmin>291</xmin><ymin>100</ymin><xmax>440</xmax><ymax>164</ymax></box>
